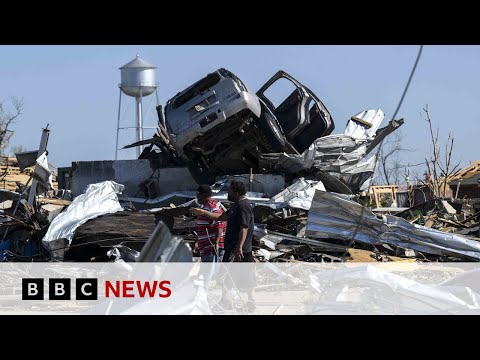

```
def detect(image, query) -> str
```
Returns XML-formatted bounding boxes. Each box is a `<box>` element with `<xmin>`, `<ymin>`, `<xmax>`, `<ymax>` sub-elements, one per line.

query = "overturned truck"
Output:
<box><xmin>127</xmin><ymin>68</ymin><xmax>403</xmax><ymax>193</ymax></box>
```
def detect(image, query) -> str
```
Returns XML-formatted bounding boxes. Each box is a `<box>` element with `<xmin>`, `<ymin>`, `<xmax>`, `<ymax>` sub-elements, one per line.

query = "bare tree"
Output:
<box><xmin>0</xmin><ymin>98</ymin><xmax>23</xmax><ymax>183</ymax></box>
<box><xmin>0</xmin><ymin>97</ymin><xmax>24</xmax><ymax>156</ymax></box>
<box><xmin>421</xmin><ymin>104</ymin><xmax>460</xmax><ymax>198</ymax></box>
<box><xmin>376</xmin><ymin>130</ymin><xmax>413</xmax><ymax>185</ymax></box>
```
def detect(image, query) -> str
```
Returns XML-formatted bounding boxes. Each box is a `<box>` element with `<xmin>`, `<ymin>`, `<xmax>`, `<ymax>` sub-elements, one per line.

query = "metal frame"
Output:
<box><xmin>115</xmin><ymin>87</ymin><xmax>159</xmax><ymax>160</ymax></box>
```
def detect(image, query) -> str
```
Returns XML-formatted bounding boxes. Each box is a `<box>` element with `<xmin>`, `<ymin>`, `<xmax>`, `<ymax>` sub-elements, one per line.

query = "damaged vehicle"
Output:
<box><xmin>256</xmin><ymin>70</ymin><xmax>334</xmax><ymax>154</ymax></box>
<box><xmin>164</xmin><ymin>68</ymin><xmax>334</xmax><ymax>183</ymax></box>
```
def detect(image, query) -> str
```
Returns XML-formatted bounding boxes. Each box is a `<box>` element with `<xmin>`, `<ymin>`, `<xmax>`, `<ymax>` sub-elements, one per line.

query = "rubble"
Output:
<box><xmin>259</xmin><ymin>110</ymin><xmax>404</xmax><ymax>192</ymax></box>
<box><xmin>40</xmin><ymin>203</ymin><xmax>65</xmax><ymax>222</ymax></box>
<box><xmin>2</xmin><ymin>158</ymin><xmax>479</xmax><ymax>264</ymax></box>
<box><xmin>306</xmin><ymin>190</ymin><xmax>480</xmax><ymax>261</ymax></box>
<box><xmin>5</xmin><ymin>146</ymin><xmax>480</xmax><ymax>265</ymax></box>
<box><xmin>137</xmin><ymin>221</ymin><xmax>192</xmax><ymax>262</ymax></box>
<box><xmin>394</xmin><ymin>198</ymin><xmax>480</xmax><ymax>239</ymax></box>
<box><xmin>67</xmin><ymin>211</ymin><xmax>157</xmax><ymax>261</ymax></box>
<box><xmin>1</xmin><ymin>68</ymin><xmax>479</xmax><ymax>267</ymax></box>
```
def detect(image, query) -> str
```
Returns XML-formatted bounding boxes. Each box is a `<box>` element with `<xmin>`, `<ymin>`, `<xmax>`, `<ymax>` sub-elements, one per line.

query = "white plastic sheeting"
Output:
<box><xmin>42</xmin><ymin>181</ymin><xmax>125</xmax><ymax>250</ymax></box>
<box><xmin>306</xmin><ymin>190</ymin><xmax>480</xmax><ymax>260</ymax></box>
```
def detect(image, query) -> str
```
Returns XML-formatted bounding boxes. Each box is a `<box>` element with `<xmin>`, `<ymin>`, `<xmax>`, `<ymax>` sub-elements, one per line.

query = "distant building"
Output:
<box><xmin>448</xmin><ymin>161</ymin><xmax>480</xmax><ymax>199</ymax></box>
<box><xmin>370</xmin><ymin>183</ymin><xmax>434</xmax><ymax>208</ymax></box>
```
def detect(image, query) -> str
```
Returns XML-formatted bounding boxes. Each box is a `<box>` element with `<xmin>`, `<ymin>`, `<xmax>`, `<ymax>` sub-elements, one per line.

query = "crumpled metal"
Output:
<box><xmin>255</xmin><ymin>178</ymin><xmax>326</xmax><ymax>210</ymax></box>
<box><xmin>306</xmin><ymin>190</ymin><xmax>480</xmax><ymax>260</ymax></box>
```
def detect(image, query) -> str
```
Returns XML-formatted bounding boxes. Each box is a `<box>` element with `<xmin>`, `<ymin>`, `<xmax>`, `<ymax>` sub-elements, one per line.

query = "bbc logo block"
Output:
<box><xmin>76</xmin><ymin>278</ymin><xmax>98</xmax><ymax>300</ymax></box>
<box><xmin>22</xmin><ymin>278</ymin><xmax>44</xmax><ymax>300</ymax></box>
<box><xmin>22</xmin><ymin>278</ymin><xmax>98</xmax><ymax>300</ymax></box>
<box><xmin>49</xmin><ymin>279</ymin><xmax>71</xmax><ymax>300</ymax></box>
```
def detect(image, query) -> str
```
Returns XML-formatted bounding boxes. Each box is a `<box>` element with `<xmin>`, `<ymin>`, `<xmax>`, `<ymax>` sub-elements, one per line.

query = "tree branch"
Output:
<box><xmin>0</xmin><ymin>97</ymin><xmax>23</xmax><ymax>156</ymax></box>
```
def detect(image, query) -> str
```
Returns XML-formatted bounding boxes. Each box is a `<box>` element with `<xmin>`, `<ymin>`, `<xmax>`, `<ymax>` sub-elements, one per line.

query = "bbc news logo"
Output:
<box><xmin>22</xmin><ymin>278</ymin><xmax>98</xmax><ymax>300</ymax></box>
<box><xmin>22</xmin><ymin>278</ymin><xmax>171</xmax><ymax>300</ymax></box>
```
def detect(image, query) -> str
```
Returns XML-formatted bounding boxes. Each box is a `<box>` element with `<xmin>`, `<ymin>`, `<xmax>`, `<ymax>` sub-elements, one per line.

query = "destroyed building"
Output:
<box><xmin>1</xmin><ymin>66</ymin><xmax>480</xmax><ymax>266</ymax></box>
<box><xmin>448</xmin><ymin>161</ymin><xmax>480</xmax><ymax>199</ymax></box>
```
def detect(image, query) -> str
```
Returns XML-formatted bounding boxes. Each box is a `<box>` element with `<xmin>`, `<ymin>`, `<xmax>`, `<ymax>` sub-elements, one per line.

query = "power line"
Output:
<box><xmin>371</xmin><ymin>45</ymin><xmax>424</xmax><ymax>187</ymax></box>
<box><xmin>391</xmin><ymin>45</ymin><xmax>424</xmax><ymax>121</ymax></box>
<box><xmin>343</xmin><ymin>45</ymin><xmax>424</xmax><ymax>261</ymax></box>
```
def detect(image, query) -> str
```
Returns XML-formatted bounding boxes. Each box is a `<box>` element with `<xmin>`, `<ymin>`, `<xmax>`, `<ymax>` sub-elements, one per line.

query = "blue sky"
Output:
<box><xmin>0</xmin><ymin>45</ymin><xmax>478</xmax><ymax>179</ymax></box>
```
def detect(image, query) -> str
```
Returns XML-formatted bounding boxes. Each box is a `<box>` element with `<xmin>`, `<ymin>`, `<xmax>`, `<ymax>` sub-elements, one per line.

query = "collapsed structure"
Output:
<box><xmin>1</xmin><ymin>67</ymin><xmax>479</xmax><ymax>264</ymax></box>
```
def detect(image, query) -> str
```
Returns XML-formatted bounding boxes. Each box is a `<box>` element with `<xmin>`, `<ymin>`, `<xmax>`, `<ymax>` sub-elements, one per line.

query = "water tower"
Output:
<box><xmin>115</xmin><ymin>54</ymin><xmax>159</xmax><ymax>159</ymax></box>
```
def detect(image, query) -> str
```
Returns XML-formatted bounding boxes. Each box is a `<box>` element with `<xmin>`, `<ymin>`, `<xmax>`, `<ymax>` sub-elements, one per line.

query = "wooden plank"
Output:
<box><xmin>37</xmin><ymin>198</ymin><xmax>72</xmax><ymax>206</ymax></box>
<box><xmin>409</xmin><ymin>215</ymin><xmax>421</xmax><ymax>224</ymax></box>
<box><xmin>347</xmin><ymin>248</ymin><xmax>408</xmax><ymax>262</ymax></box>
<box><xmin>437</xmin><ymin>217</ymin><xmax>463</xmax><ymax>227</ymax></box>
<box><xmin>424</xmin><ymin>219</ymin><xmax>435</xmax><ymax>228</ymax></box>
<box><xmin>0</xmin><ymin>166</ymin><xmax>21</xmax><ymax>175</ymax></box>
<box><xmin>351</xmin><ymin>116</ymin><xmax>372</xmax><ymax>128</ymax></box>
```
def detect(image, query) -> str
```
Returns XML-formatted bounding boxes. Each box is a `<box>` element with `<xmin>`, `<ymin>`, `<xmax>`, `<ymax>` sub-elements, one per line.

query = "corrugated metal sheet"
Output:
<box><xmin>306</xmin><ymin>190</ymin><xmax>480</xmax><ymax>260</ymax></box>
<box><xmin>345</xmin><ymin>109</ymin><xmax>385</xmax><ymax>139</ymax></box>
<box><xmin>259</xmin><ymin>109</ymin><xmax>404</xmax><ymax>192</ymax></box>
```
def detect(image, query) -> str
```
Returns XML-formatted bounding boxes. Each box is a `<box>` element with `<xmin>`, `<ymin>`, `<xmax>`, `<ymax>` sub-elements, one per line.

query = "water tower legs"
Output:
<box><xmin>115</xmin><ymin>88</ymin><xmax>122</xmax><ymax>160</ymax></box>
<box><xmin>135</xmin><ymin>90</ymin><xmax>144</xmax><ymax>158</ymax></box>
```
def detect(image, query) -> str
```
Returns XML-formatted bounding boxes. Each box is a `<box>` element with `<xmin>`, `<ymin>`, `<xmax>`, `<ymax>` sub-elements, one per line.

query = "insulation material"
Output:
<box><xmin>42</xmin><ymin>181</ymin><xmax>125</xmax><ymax>254</ymax></box>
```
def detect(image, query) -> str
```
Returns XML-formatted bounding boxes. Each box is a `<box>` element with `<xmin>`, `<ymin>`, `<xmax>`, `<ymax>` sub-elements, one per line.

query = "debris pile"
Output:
<box><xmin>1</xmin><ymin>68</ymin><xmax>479</xmax><ymax>264</ymax></box>
<box><xmin>0</xmin><ymin>188</ymin><xmax>69</xmax><ymax>261</ymax></box>
<box><xmin>396</xmin><ymin>198</ymin><xmax>480</xmax><ymax>238</ymax></box>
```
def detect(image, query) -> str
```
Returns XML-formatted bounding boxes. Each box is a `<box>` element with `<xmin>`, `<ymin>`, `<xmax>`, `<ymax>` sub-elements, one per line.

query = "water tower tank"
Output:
<box><xmin>119</xmin><ymin>55</ymin><xmax>157</xmax><ymax>97</ymax></box>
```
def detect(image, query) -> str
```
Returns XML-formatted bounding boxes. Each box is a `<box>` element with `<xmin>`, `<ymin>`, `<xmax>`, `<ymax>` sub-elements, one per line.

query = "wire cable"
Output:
<box><xmin>342</xmin><ymin>45</ymin><xmax>424</xmax><ymax>260</ymax></box>
<box><xmin>391</xmin><ymin>45</ymin><xmax>424</xmax><ymax>122</ymax></box>
<box><xmin>371</xmin><ymin>45</ymin><xmax>424</xmax><ymax>185</ymax></box>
